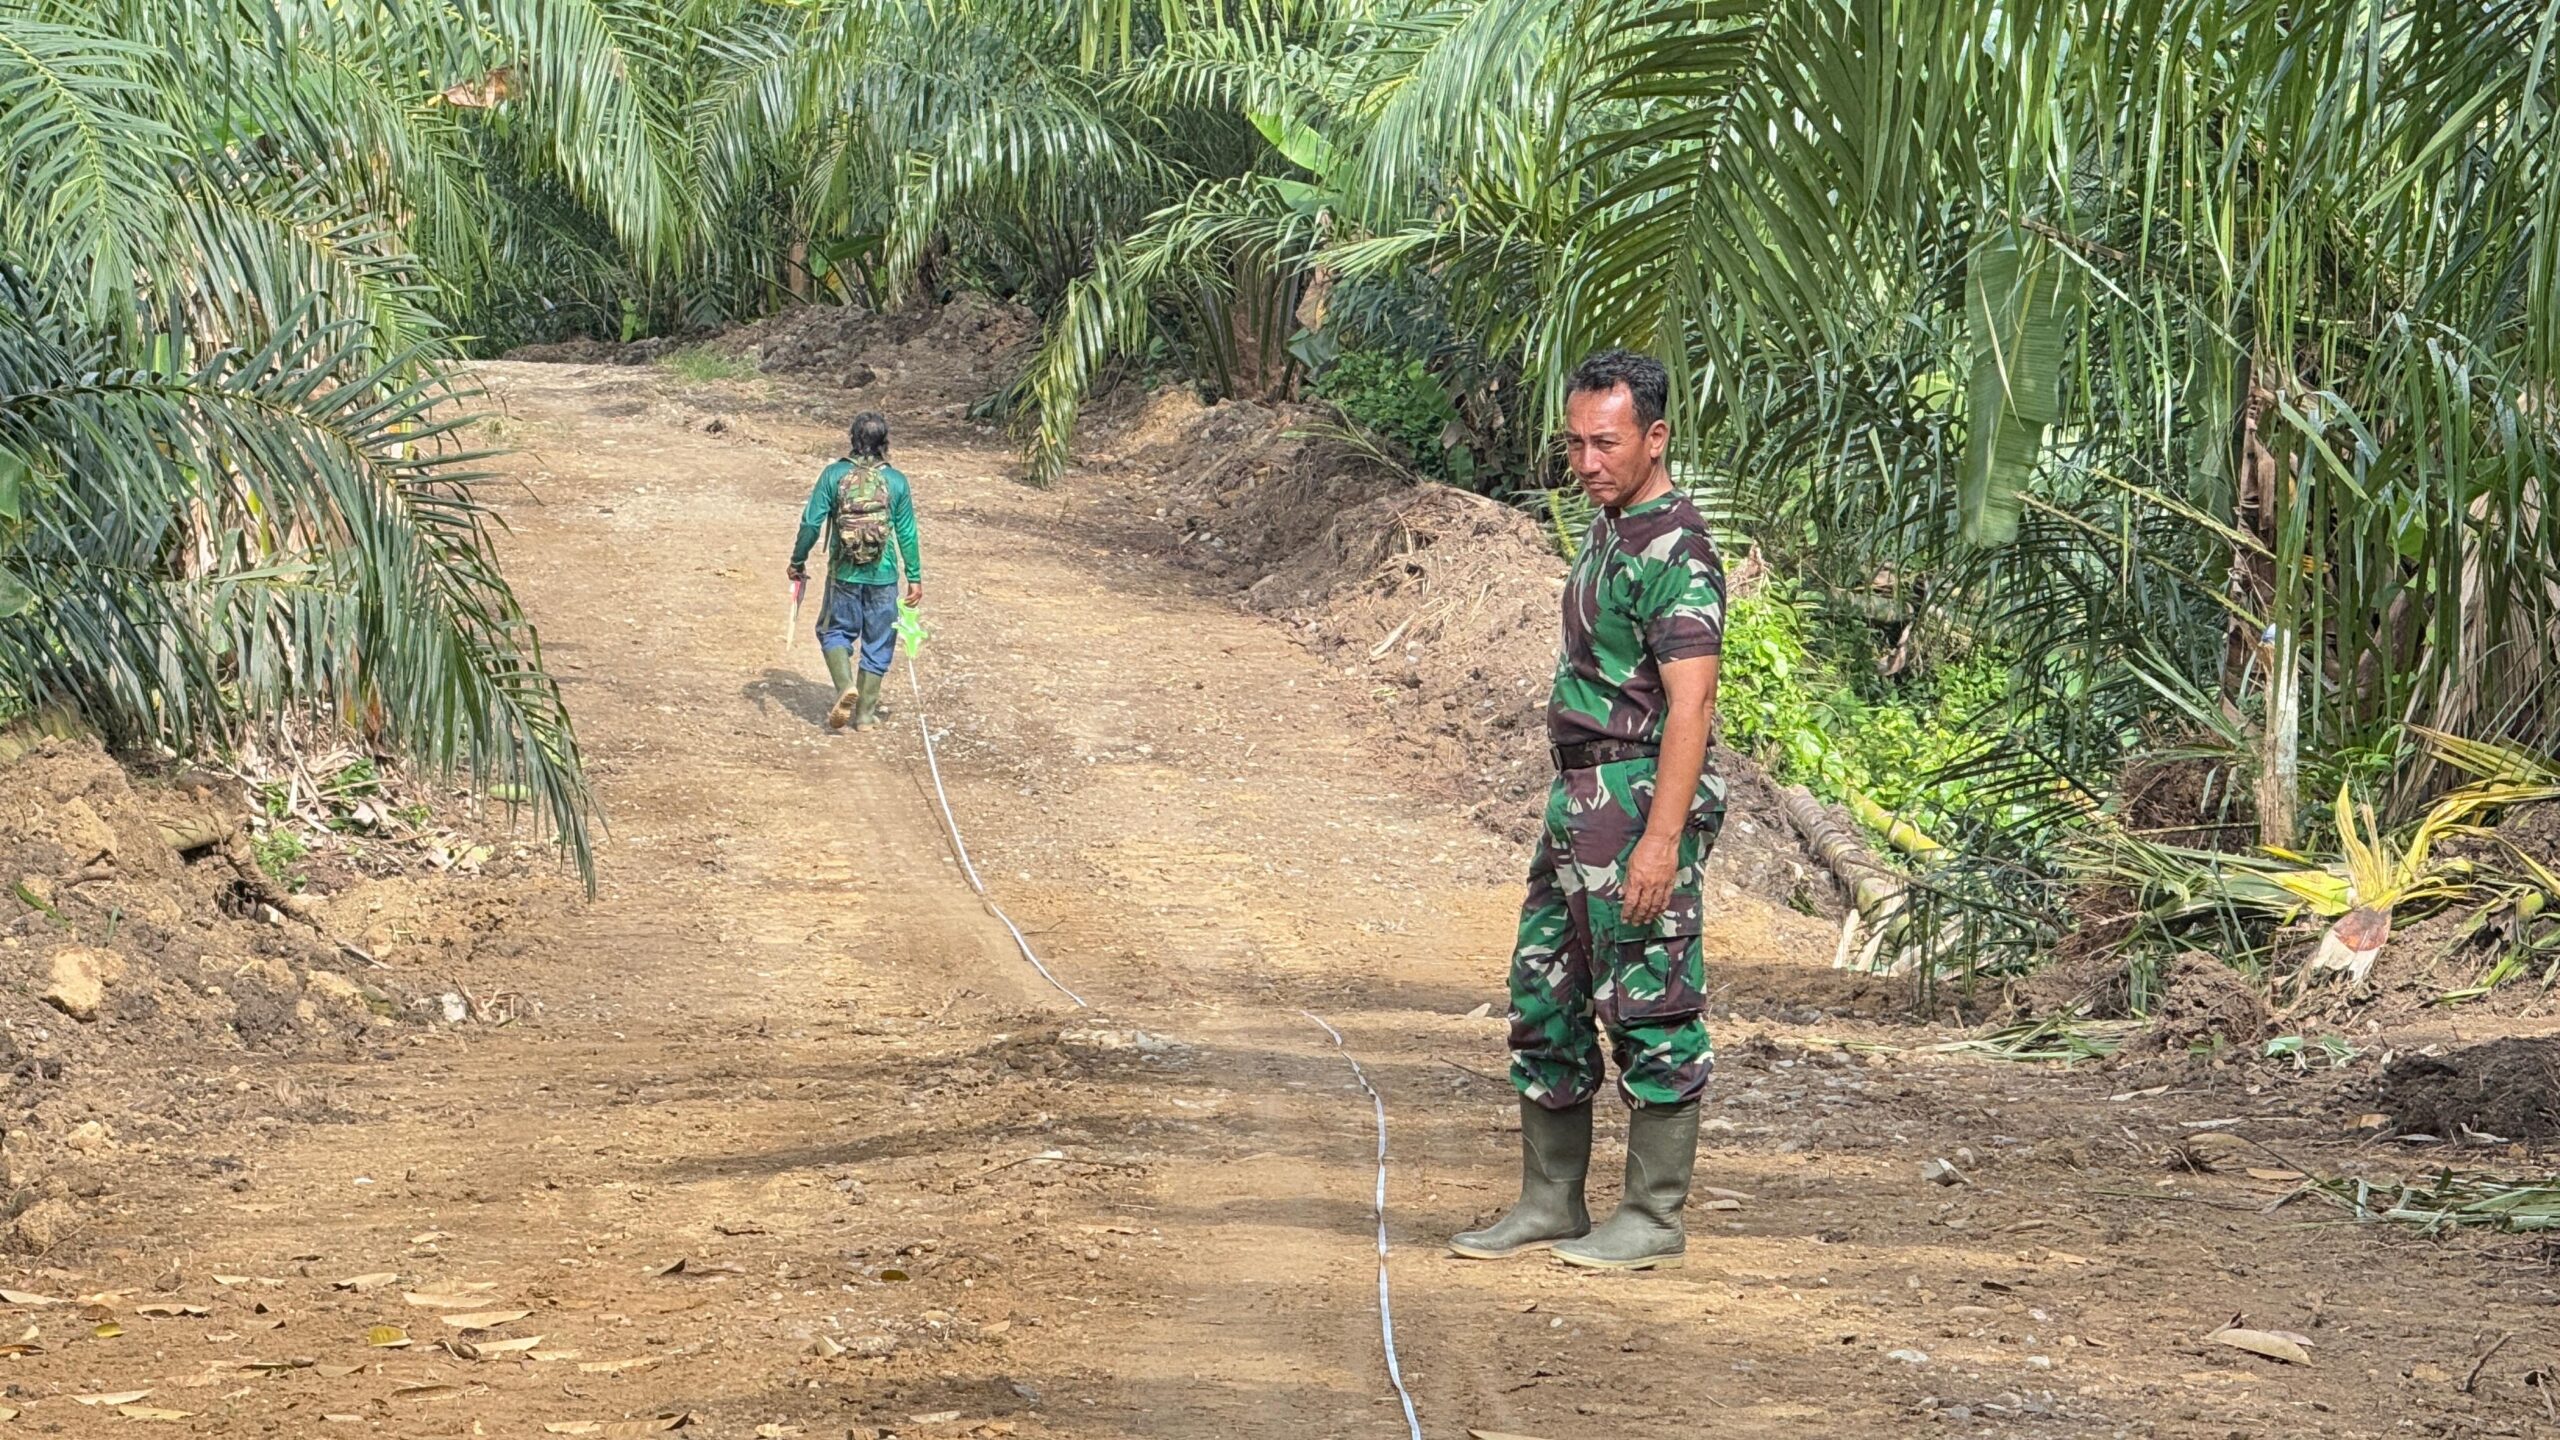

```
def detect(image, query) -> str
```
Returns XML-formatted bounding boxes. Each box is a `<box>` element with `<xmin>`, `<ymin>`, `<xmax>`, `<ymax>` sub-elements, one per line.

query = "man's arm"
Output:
<box><xmin>1622</xmin><ymin>654</ymin><xmax>1719</xmax><ymax>927</ymax></box>
<box><xmin>788</xmin><ymin>470</ymin><xmax>835</xmax><ymax>578</ymax></box>
<box><xmin>890</xmin><ymin>471</ymin><xmax>923</xmax><ymax>604</ymax></box>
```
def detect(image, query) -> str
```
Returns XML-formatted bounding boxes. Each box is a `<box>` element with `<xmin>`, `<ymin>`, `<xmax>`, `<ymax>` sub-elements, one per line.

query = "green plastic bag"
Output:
<box><xmin>895</xmin><ymin>601</ymin><xmax>928</xmax><ymax>656</ymax></box>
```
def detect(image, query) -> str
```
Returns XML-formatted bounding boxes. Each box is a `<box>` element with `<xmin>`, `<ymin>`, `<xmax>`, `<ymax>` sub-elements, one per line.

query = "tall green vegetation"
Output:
<box><xmin>966</xmin><ymin>0</ymin><xmax>2560</xmax><ymax>982</ymax></box>
<box><xmin>1008</xmin><ymin>0</ymin><xmax>2560</xmax><ymax>825</ymax></box>
<box><xmin>12</xmin><ymin>0</ymin><xmax>2560</xmax><ymax>951</ymax></box>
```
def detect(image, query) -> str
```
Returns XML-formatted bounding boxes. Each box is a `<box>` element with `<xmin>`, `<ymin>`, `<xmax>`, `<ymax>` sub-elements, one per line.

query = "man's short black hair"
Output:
<box><xmin>1568</xmin><ymin>349</ymin><xmax>1669</xmax><ymax>430</ymax></box>
<box><xmin>848</xmin><ymin>411</ymin><xmax>890</xmax><ymax>460</ymax></box>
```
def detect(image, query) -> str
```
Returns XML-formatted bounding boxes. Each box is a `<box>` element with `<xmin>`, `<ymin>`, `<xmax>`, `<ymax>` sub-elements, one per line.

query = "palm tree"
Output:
<box><xmin>0</xmin><ymin>1</ymin><xmax>594</xmax><ymax>874</ymax></box>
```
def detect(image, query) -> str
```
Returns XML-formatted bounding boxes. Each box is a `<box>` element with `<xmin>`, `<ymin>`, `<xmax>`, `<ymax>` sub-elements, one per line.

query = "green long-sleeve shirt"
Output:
<box><xmin>791</xmin><ymin>460</ymin><xmax>922</xmax><ymax>586</ymax></box>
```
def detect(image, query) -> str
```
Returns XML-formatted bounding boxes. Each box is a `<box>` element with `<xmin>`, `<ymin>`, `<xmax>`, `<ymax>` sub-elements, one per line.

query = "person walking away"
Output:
<box><xmin>1450</xmin><ymin>350</ymin><xmax>1727</xmax><ymax>1271</ymax></box>
<box><xmin>787</xmin><ymin>412</ymin><xmax>923</xmax><ymax>731</ymax></box>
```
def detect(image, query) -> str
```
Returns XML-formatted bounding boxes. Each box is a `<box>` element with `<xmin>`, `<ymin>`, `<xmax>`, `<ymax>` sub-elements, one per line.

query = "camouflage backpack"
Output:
<box><xmin>828</xmin><ymin>459</ymin><xmax>890</xmax><ymax>568</ymax></box>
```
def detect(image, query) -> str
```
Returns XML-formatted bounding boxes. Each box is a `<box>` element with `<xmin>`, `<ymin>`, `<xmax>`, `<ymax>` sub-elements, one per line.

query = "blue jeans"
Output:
<box><xmin>817</xmin><ymin>580</ymin><xmax>899</xmax><ymax>675</ymax></box>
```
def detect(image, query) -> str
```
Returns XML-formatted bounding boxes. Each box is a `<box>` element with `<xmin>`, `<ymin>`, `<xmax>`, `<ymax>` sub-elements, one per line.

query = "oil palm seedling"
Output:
<box><xmin>2097</xmin><ymin>732</ymin><xmax>2560</xmax><ymax>997</ymax></box>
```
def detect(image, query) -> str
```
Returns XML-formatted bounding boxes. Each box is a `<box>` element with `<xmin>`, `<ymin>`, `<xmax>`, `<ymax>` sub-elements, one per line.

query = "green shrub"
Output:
<box><xmin>1718</xmin><ymin>582</ymin><xmax>2014</xmax><ymax>845</ymax></box>
<box><xmin>1312</xmin><ymin>349</ymin><xmax>1467</xmax><ymax>484</ymax></box>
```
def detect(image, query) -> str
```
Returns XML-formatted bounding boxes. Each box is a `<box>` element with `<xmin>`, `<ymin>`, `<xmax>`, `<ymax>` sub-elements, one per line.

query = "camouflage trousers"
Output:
<box><xmin>1507</xmin><ymin>756</ymin><xmax>1725</xmax><ymax>1110</ymax></box>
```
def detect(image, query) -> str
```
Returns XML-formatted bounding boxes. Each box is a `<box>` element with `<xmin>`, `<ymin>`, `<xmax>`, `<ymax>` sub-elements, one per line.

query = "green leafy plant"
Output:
<box><xmin>1715</xmin><ymin>583</ymin><xmax>2011</xmax><ymax>848</ymax></box>
<box><xmin>247</xmin><ymin>828</ymin><xmax>310</xmax><ymax>889</ymax></box>
<box><xmin>0</xmin><ymin>2</ymin><xmax>593</xmax><ymax>877</ymax></box>
<box><xmin>1310</xmin><ymin>348</ymin><xmax>1468</xmax><ymax>484</ymax></box>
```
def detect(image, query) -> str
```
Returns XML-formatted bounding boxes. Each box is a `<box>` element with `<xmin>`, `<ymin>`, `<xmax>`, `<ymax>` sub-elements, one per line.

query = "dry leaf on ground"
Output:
<box><xmin>2211</xmin><ymin>1327</ymin><xmax>2314</xmax><ymax>1365</ymax></box>
<box><xmin>547</xmin><ymin>1415</ymin><xmax>691</xmax><ymax>1437</ymax></box>
<box><xmin>441</xmin><ymin>1309</ymin><xmax>531</xmax><ymax>1330</ymax></box>
<box><xmin>0</xmin><ymin>1291</ymin><xmax>60</xmax><ymax>1308</ymax></box>
<box><xmin>366</xmin><ymin>1325</ymin><xmax>412</xmax><ymax>1348</ymax></box>
<box><xmin>118</xmin><ymin>1406</ymin><xmax>192</xmax><ymax>1421</ymax></box>
<box><xmin>334</xmin><ymin>1273</ymin><xmax>398</xmax><ymax>1292</ymax></box>
<box><xmin>72</xmin><ymin>1391</ymin><xmax>151</xmax><ymax>1406</ymax></box>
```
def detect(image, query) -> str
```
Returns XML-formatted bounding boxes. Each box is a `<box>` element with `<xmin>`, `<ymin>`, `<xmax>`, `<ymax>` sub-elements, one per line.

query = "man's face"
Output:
<box><xmin>1562</xmin><ymin>384</ymin><xmax>1668</xmax><ymax>509</ymax></box>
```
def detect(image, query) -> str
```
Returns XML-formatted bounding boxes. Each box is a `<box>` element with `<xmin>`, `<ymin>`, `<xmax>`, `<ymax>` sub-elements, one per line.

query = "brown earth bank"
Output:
<box><xmin>0</xmin><ymin>734</ymin><xmax>559</xmax><ymax>1261</ymax></box>
<box><xmin>0</xmin><ymin>310</ymin><xmax>2556</xmax><ymax>1436</ymax></box>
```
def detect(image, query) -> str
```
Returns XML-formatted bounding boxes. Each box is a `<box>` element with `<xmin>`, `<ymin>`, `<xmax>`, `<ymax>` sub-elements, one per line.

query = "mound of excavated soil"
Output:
<box><xmin>2371</xmin><ymin>1037</ymin><xmax>2560</xmax><ymax>1141</ymax></box>
<box><xmin>0</xmin><ymin>735</ymin><xmax>549</xmax><ymax>1252</ymax></box>
<box><xmin>2117</xmin><ymin>950</ymin><xmax>2272</xmax><ymax>1057</ymax></box>
<box><xmin>713</xmin><ymin>294</ymin><xmax>1038</xmax><ymax>401</ymax></box>
<box><xmin>1086</xmin><ymin>389</ymin><xmax>1839</xmax><ymax>915</ymax></box>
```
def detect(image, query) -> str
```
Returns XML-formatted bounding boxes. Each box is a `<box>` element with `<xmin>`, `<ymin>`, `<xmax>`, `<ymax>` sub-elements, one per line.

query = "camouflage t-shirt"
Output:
<box><xmin>1546</xmin><ymin>490</ymin><xmax>1726</xmax><ymax>746</ymax></box>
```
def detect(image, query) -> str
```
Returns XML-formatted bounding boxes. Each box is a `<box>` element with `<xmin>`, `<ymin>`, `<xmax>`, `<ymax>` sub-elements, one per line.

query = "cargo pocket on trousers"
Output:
<box><xmin>1603</xmin><ymin>932</ymin><xmax>1706</xmax><ymax>1028</ymax></box>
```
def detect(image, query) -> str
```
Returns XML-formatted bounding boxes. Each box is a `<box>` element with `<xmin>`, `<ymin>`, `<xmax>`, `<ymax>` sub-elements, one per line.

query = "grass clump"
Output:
<box><xmin>659</xmin><ymin>347</ymin><xmax>758</xmax><ymax>384</ymax></box>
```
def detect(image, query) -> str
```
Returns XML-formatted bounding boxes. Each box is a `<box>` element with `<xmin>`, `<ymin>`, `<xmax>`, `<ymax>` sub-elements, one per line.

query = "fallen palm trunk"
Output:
<box><xmin>1780</xmin><ymin>784</ymin><xmax>1907</xmax><ymax>917</ymax></box>
<box><xmin>142</xmin><ymin>804</ymin><xmax>321</xmax><ymax>924</ymax></box>
<box><xmin>1840</xmin><ymin>787</ymin><xmax>1946</xmax><ymax>859</ymax></box>
<box><xmin>1778</xmin><ymin>785</ymin><xmax>1919</xmax><ymax>971</ymax></box>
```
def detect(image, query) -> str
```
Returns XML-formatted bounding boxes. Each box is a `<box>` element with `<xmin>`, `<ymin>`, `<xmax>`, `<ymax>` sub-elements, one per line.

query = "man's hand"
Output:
<box><xmin>1622</xmin><ymin>832</ymin><xmax>1680</xmax><ymax>927</ymax></box>
<box><xmin>787</xmin><ymin>562</ymin><xmax>807</xmax><ymax>583</ymax></box>
<box><xmin>903</xmin><ymin>582</ymin><xmax>923</xmax><ymax>608</ymax></box>
<box><xmin>1622</xmin><ymin>651</ymin><xmax>1718</xmax><ymax>931</ymax></box>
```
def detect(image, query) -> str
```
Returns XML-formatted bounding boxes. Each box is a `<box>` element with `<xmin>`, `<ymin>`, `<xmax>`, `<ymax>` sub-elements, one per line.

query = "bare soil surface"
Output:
<box><xmin>5</xmin><ymin>349</ymin><xmax>2560</xmax><ymax>1437</ymax></box>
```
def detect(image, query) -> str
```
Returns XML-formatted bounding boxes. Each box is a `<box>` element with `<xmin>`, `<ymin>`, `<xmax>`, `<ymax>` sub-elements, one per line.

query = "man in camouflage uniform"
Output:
<box><xmin>1451</xmin><ymin>349</ymin><xmax>1726</xmax><ymax>1272</ymax></box>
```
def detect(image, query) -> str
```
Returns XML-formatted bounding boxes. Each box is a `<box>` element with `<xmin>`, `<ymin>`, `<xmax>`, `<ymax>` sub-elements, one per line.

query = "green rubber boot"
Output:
<box><xmin>1449</xmin><ymin>1100</ymin><xmax>1592</xmax><ymax>1259</ymax></box>
<box><xmin>852</xmin><ymin>669</ymin><xmax>885</xmax><ymax>730</ymax></box>
<box><xmin>1554</xmin><ymin>1099</ymin><xmax>1699</xmax><ymax>1271</ymax></box>
<box><xmin>823</xmin><ymin>647</ymin><xmax>859</xmax><ymax>731</ymax></box>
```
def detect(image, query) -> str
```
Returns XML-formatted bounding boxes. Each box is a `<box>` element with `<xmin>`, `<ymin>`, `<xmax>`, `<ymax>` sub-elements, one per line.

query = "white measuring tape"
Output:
<box><xmin>1304</xmin><ymin>1011</ymin><xmax>1425</xmax><ymax>1440</ymax></box>
<box><xmin>862</xmin><ymin>520</ymin><xmax>1412</xmax><ymax>1428</ymax></box>
<box><xmin>901</xmin><ymin>663</ymin><xmax>1088</xmax><ymax>1008</ymax></box>
<box><xmin>871</xmin><ymin>523</ymin><xmax>1086</xmax><ymax>1009</ymax></box>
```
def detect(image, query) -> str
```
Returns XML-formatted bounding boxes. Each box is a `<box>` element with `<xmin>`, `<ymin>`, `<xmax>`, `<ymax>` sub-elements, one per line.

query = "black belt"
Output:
<box><xmin>1550</xmin><ymin>738</ymin><xmax>1661</xmax><ymax>772</ymax></box>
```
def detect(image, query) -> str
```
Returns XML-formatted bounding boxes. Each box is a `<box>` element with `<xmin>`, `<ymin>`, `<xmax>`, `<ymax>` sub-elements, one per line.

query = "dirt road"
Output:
<box><xmin>10</xmin><ymin>359</ymin><xmax>2560</xmax><ymax>1438</ymax></box>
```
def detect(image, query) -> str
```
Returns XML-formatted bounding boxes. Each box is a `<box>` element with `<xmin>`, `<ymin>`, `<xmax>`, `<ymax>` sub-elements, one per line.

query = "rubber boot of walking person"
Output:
<box><xmin>1449</xmin><ymin>350</ymin><xmax>1726</xmax><ymax>1272</ymax></box>
<box><xmin>787</xmin><ymin>412</ymin><xmax>923</xmax><ymax>731</ymax></box>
